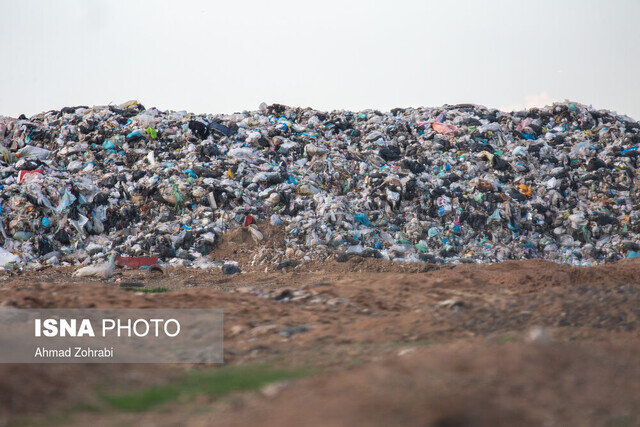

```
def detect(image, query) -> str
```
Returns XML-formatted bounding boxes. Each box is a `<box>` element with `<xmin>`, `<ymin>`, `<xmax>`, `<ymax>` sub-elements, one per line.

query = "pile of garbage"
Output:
<box><xmin>0</xmin><ymin>100</ymin><xmax>639</xmax><ymax>269</ymax></box>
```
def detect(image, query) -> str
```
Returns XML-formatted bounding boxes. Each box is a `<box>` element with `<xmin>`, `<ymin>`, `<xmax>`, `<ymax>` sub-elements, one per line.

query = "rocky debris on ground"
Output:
<box><xmin>0</xmin><ymin>100</ymin><xmax>639</xmax><ymax>269</ymax></box>
<box><xmin>232</xmin><ymin>282</ymin><xmax>363</xmax><ymax>313</ymax></box>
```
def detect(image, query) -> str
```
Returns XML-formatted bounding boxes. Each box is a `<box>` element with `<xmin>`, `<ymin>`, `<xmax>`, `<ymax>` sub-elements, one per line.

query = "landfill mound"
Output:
<box><xmin>0</xmin><ymin>100</ymin><xmax>639</xmax><ymax>269</ymax></box>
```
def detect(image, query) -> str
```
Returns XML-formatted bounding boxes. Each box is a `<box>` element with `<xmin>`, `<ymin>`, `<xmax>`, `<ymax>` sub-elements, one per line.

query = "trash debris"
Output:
<box><xmin>0</xmin><ymin>100</ymin><xmax>638</xmax><ymax>270</ymax></box>
<box><xmin>222</xmin><ymin>263</ymin><xmax>241</xmax><ymax>275</ymax></box>
<box><xmin>277</xmin><ymin>259</ymin><xmax>298</xmax><ymax>270</ymax></box>
<box><xmin>260</xmin><ymin>381</ymin><xmax>289</xmax><ymax>398</ymax></box>
<box><xmin>436</xmin><ymin>298</ymin><xmax>464</xmax><ymax>309</ymax></box>
<box><xmin>279</xmin><ymin>325</ymin><xmax>309</xmax><ymax>338</ymax></box>
<box><xmin>115</xmin><ymin>256</ymin><xmax>159</xmax><ymax>269</ymax></box>
<box><xmin>397</xmin><ymin>347</ymin><xmax>415</xmax><ymax>357</ymax></box>
<box><xmin>72</xmin><ymin>254</ymin><xmax>116</xmax><ymax>279</ymax></box>
<box><xmin>0</xmin><ymin>248</ymin><xmax>19</xmax><ymax>266</ymax></box>
<box><xmin>525</xmin><ymin>326</ymin><xmax>552</xmax><ymax>344</ymax></box>
<box><xmin>148</xmin><ymin>264</ymin><xmax>164</xmax><ymax>275</ymax></box>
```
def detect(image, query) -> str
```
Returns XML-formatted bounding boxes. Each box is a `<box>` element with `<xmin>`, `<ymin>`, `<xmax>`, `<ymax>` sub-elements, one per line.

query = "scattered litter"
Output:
<box><xmin>525</xmin><ymin>326</ymin><xmax>552</xmax><ymax>344</ymax></box>
<box><xmin>436</xmin><ymin>298</ymin><xmax>464</xmax><ymax>309</ymax></box>
<box><xmin>222</xmin><ymin>263</ymin><xmax>241</xmax><ymax>275</ymax></box>
<box><xmin>72</xmin><ymin>254</ymin><xmax>116</xmax><ymax>279</ymax></box>
<box><xmin>279</xmin><ymin>325</ymin><xmax>309</xmax><ymax>338</ymax></box>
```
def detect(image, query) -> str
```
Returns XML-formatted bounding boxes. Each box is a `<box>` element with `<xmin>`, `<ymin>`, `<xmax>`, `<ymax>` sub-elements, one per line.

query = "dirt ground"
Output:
<box><xmin>1</xmin><ymin>256</ymin><xmax>640</xmax><ymax>426</ymax></box>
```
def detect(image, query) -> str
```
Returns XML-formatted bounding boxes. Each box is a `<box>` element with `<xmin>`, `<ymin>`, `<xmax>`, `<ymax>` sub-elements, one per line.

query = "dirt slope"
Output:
<box><xmin>1</xmin><ymin>258</ymin><xmax>639</xmax><ymax>426</ymax></box>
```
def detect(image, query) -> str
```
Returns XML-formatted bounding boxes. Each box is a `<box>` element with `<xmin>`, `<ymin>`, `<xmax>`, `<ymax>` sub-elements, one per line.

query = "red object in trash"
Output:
<box><xmin>18</xmin><ymin>169</ymin><xmax>44</xmax><ymax>183</ymax></box>
<box><xmin>115</xmin><ymin>256</ymin><xmax>159</xmax><ymax>268</ymax></box>
<box><xmin>243</xmin><ymin>214</ymin><xmax>255</xmax><ymax>227</ymax></box>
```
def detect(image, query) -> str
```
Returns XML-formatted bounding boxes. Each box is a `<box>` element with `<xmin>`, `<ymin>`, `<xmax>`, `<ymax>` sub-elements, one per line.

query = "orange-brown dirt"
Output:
<box><xmin>1</xmin><ymin>256</ymin><xmax>640</xmax><ymax>426</ymax></box>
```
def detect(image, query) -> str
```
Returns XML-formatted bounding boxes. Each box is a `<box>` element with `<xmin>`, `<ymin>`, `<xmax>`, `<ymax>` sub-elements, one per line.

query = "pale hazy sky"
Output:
<box><xmin>1</xmin><ymin>0</ymin><xmax>639</xmax><ymax>118</ymax></box>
